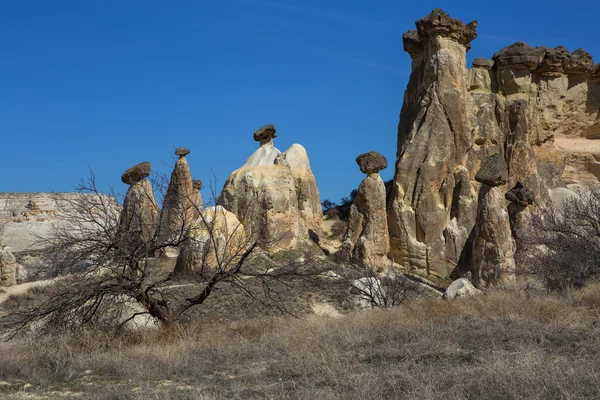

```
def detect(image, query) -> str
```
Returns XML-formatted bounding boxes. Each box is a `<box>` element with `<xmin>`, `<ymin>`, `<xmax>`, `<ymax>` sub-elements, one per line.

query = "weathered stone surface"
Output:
<box><xmin>415</xmin><ymin>8</ymin><xmax>477</xmax><ymax>50</ymax></box>
<box><xmin>443</xmin><ymin>278</ymin><xmax>482</xmax><ymax>300</ymax></box>
<box><xmin>174</xmin><ymin>206</ymin><xmax>247</xmax><ymax>275</ymax></box>
<box><xmin>356</xmin><ymin>151</ymin><xmax>387</xmax><ymax>174</ymax></box>
<box><xmin>175</xmin><ymin>147</ymin><xmax>190</xmax><ymax>156</ymax></box>
<box><xmin>192</xmin><ymin>180</ymin><xmax>204</xmax><ymax>212</ymax></box>
<box><xmin>536</xmin><ymin>47</ymin><xmax>594</xmax><ymax>75</ymax></box>
<box><xmin>473</xmin><ymin>57</ymin><xmax>494</xmax><ymax>69</ymax></box>
<box><xmin>0</xmin><ymin>247</ymin><xmax>18</xmax><ymax>287</ymax></box>
<box><xmin>192</xmin><ymin>180</ymin><xmax>202</xmax><ymax>190</ymax></box>
<box><xmin>493</xmin><ymin>42</ymin><xmax>545</xmax><ymax>69</ymax></box>
<box><xmin>218</xmin><ymin>128</ymin><xmax>322</xmax><ymax>250</ymax></box>
<box><xmin>468</xmin><ymin>186</ymin><xmax>516</xmax><ymax>287</ymax></box>
<box><xmin>341</xmin><ymin>170</ymin><xmax>389</xmax><ymax>270</ymax></box>
<box><xmin>475</xmin><ymin>154</ymin><xmax>508</xmax><ymax>186</ymax></box>
<box><xmin>156</xmin><ymin>151</ymin><xmax>195</xmax><ymax>255</ymax></box>
<box><xmin>119</xmin><ymin>178</ymin><xmax>159</xmax><ymax>246</ymax></box>
<box><xmin>402</xmin><ymin>30</ymin><xmax>423</xmax><ymax>59</ymax></box>
<box><xmin>550</xmin><ymin>187</ymin><xmax>579</xmax><ymax>207</ymax></box>
<box><xmin>389</xmin><ymin>9</ymin><xmax>479</xmax><ymax>277</ymax></box>
<box><xmin>253</xmin><ymin>124</ymin><xmax>277</xmax><ymax>145</ymax></box>
<box><xmin>121</xmin><ymin>162</ymin><xmax>151</xmax><ymax>185</ymax></box>
<box><xmin>505</xmin><ymin>181</ymin><xmax>534</xmax><ymax>206</ymax></box>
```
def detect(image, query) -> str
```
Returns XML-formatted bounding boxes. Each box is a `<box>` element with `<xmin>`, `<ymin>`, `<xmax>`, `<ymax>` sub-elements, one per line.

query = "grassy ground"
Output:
<box><xmin>1</xmin><ymin>283</ymin><xmax>600</xmax><ymax>399</ymax></box>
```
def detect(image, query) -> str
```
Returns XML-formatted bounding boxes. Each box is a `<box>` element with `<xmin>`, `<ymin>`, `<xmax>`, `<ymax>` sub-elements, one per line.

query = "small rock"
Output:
<box><xmin>472</xmin><ymin>57</ymin><xmax>494</xmax><ymax>69</ymax></box>
<box><xmin>475</xmin><ymin>154</ymin><xmax>508</xmax><ymax>186</ymax></box>
<box><xmin>355</xmin><ymin>151</ymin><xmax>388</xmax><ymax>174</ymax></box>
<box><xmin>444</xmin><ymin>278</ymin><xmax>482</xmax><ymax>300</ymax></box>
<box><xmin>121</xmin><ymin>162</ymin><xmax>152</xmax><ymax>185</ymax></box>
<box><xmin>505</xmin><ymin>181</ymin><xmax>534</xmax><ymax>206</ymax></box>
<box><xmin>192</xmin><ymin>179</ymin><xmax>202</xmax><ymax>190</ymax></box>
<box><xmin>253</xmin><ymin>124</ymin><xmax>277</xmax><ymax>143</ymax></box>
<box><xmin>175</xmin><ymin>147</ymin><xmax>190</xmax><ymax>156</ymax></box>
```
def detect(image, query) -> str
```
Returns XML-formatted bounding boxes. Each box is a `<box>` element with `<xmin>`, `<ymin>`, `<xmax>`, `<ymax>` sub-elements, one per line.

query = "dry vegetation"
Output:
<box><xmin>1</xmin><ymin>283</ymin><xmax>600</xmax><ymax>399</ymax></box>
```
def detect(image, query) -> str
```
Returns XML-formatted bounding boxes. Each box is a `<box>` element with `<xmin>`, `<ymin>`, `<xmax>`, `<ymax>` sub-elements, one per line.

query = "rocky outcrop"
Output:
<box><xmin>341</xmin><ymin>152</ymin><xmax>389</xmax><ymax>270</ymax></box>
<box><xmin>174</xmin><ymin>206</ymin><xmax>247</xmax><ymax>275</ymax></box>
<box><xmin>0</xmin><ymin>247</ymin><xmax>18</xmax><ymax>287</ymax></box>
<box><xmin>156</xmin><ymin>148</ymin><xmax>195</xmax><ymax>254</ymax></box>
<box><xmin>388</xmin><ymin>9</ymin><xmax>479</xmax><ymax>277</ymax></box>
<box><xmin>443</xmin><ymin>278</ymin><xmax>482</xmax><ymax>300</ymax></box>
<box><xmin>218</xmin><ymin>125</ymin><xmax>322</xmax><ymax>250</ymax></box>
<box><xmin>389</xmin><ymin>8</ymin><xmax>599</xmax><ymax>279</ymax></box>
<box><xmin>118</xmin><ymin>162</ymin><xmax>159</xmax><ymax>247</ymax></box>
<box><xmin>192</xmin><ymin>180</ymin><xmax>204</xmax><ymax>213</ymax></box>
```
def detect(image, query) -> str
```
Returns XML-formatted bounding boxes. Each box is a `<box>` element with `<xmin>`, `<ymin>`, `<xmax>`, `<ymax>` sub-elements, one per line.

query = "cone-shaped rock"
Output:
<box><xmin>157</xmin><ymin>149</ymin><xmax>195</xmax><ymax>255</ymax></box>
<box><xmin>118</xmin><ymin>162</ymin><xmax>159</xmax><ymax>247</ymax></box>
<box><xmin>341</xmin><ymin>152</ymin><xmax>390</xmax><ymax>270</ymax></box>
<box><xmin>0</xmin><ymin>246</ymin><xmax>18</xmax><ymax>287</ymax></box>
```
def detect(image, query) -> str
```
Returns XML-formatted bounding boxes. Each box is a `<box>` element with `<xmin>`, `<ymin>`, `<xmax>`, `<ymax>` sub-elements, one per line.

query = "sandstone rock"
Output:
<box><xmin>536</xmin><ymin>47</ymin><xmax>594</xmax><ymax>75</ymax></box>
<box><xmin>355</xmin><ymin>151</ymin><xmax>388</xmax><ymax>174</ymax></box>
<box><xmin>218</xmin><ymin>126</ymin><xmax>322</xmax><ymax>250</ymax></box>
<box><xmin>475</xmin><ymin>154</ymin><xmax>508</xmax><ymax>186</ymax></box>
<box><xmin>493</xmin><ymin>42</ymin><xmax>545</xmax><ymax>69</ymax></box>
<box><xmin>342</xmin><ymin>152</ymin><xmax>389</xmax><ymax>270</ymax></box>
<box><xmin>192</xmin><ymin>180</ymin><xmax>204</xmax><ymax>212</ymax></box>
<box><xmin>550</xmin><ymin>187</ymin><xmax>579</xmax><ymax>207</ymax></box>
<box><xmin>443</xmin><ymin>278</ymin><xmax>482</xmax><ymax>300</ymax></box>
<box><xmin>0</xmin><ymin>247</ymin><xmax>17</xmax><ymax>287</ymax></box>
<box><xmin>402</xmin><ymin>30</ymin><xmax>423</xmax><ymax>59</ymax></box>
<box><xmin>469</xmin><ymin>186</ymin><xmax>516</xmax><ymax>287</ymax></box>
<box><xmin>121</xmin><ymin>162</ymin><xmax>151</xmax><ymax>185</ymax></box>
<box><xmin>472</xmin><ymin>57</ymin><xmax>494</xmax><ymax>69</ymax></box>
<box><xmin>389</xmin><ymin>9</ymin><xmax>479</xmax><ymax>277</ymax></box>
<box><xmin>156</xmin><ymin>149</ymin><xmax>195</xmax><ymax>254</ymax></box>
<box><xmin>119</xmin><ymin>162</ymin><xmax>159</xmax><ymax>247</ymax></box>
<box><xmin>174</xmin><ymin>206</ymin><xmax>247</xmax><ymax>275</ymax></box>
<box><xmin>192</xmin><ymin>180</ymin><xmax>202</xmax><ymax>190</ymax></box>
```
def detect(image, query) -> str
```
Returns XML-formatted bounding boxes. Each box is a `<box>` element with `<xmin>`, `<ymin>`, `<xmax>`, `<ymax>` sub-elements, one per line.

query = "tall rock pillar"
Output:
<box><xmin>388</xmin><ymin>9</ymin><xmax>478</xmax><ymax>276</ymax></box>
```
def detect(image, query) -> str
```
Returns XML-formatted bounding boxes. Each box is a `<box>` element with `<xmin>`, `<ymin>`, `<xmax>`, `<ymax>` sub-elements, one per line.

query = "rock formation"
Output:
<box><xmin>192</xmin><ymin>179</ymin><xmax>204</xmax><ymax>213</ymax></box>
<box><xmin>0</xmin><ymin>246</ymin><xmax>18</xmax><ymax>287</ymax></box>
<box><xmin>464</xmin><ymin>155</ymin><xmax>516</xmax><ymax>286</ymax></box>
<box><xmin>156</xmin><ymin>147</ymin><xmax>195</xmax><ymax>255</ymax></box>
<box><xmin>118</xmin><ymin>162</ymin><xmax>159</xmax><ymax>247</ymax></box>
<box><xmin>389</xmin><ymin>8</ymin><xmax>599</xmax><ymax>279</ymax></box>
<box><xmin>174</xmin><ymin>206</ymin><xmax>247</xmax><ymax>275</ymax></box>
<box><xmin>218</xmin><ymin>124</ymin><xmax>322</xmax><ymax>250</ymax></box>
<box><xmin>341</xmin><ymin>151</ymin><xmax>389</xmax><ymax>270</ymax></box>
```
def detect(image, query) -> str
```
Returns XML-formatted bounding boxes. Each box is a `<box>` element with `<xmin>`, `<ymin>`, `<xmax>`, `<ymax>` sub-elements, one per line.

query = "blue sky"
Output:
<box><xmin>1</xmin><ymin>0</ymin><xmax>598</xmax><ymax>203</ymax></box>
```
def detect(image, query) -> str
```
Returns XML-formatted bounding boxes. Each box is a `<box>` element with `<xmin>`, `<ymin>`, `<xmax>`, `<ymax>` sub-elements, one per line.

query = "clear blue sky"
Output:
<box><xmin>1</xmin><ymin>0</ymin><xmax>598</xmax><ymax>203</ymax></box>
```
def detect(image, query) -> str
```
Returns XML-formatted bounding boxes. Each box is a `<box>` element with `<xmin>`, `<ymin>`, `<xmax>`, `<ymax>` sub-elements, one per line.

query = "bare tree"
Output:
<box><xmin>0</xmin><ymin>170</ymin><xmax>312</xmax><ymax>337</ymax></box>
<box><xmin>522</xmin><ymin>185</ymin><xmax>600</xmax><ymax>291</ymax></box>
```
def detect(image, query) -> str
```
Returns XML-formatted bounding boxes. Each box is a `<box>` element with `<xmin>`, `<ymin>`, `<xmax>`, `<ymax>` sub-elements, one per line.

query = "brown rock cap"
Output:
<box><xmin>472</xmin><ymin>57</ymin><xmax>494</xmax><ymax>69</ymax></box>
<box><xmin>175</xmin><ymin>147</ymin><xmax>190</xmax><ymax>156</ymax></box>
<box><xmin>254</xmin><ymin>124</ymin><xmax>277</xmax><ymax>143</ymax></box>
<box><xmin>356</xmin><ymin>151</ymin><xmax>387</xmax><ymax>174</ymax></box>
<box><xmin>192</xmin><ymin>179</ymin><xmax>202</xmax><ymax>190</ymax></box>
<box><xmin>403</xmin><ymin>30</ymin><xmax>424</xmax><ymax>59</ymax></box>
<box><xmin>121</xmin><ymin>162</ymin><xmax>152</xmax><ymax>185</ymax></box>
<box><xmin>493</xmin><ymin>42</ymin><xmax>546</xmax><ymax>69</ymax></box>
<box><xmin>415</xmin><ymin>9</ymin><xmax>477</xmax><ymax>49</ymax></box>
<box><xmin>536</xmin><ymin>47</ymin><xmax>594</xmax><ymax>75</ymax></box>
<box><xmin>475</xmin><ymin>154</ymin><xmax>508</xmax><ymax>186</ymax></box>
<box><xmin>505</xmin><ymin>181</ymin><xmax>534</xmax><ymax>206</ymax></box>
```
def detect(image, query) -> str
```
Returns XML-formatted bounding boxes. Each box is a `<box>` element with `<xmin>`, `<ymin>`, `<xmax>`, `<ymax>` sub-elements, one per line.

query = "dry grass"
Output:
<box><xmin>2</xmin><ymin>284</ymin><xmax>600</xmax><ymax>399</ymax></box>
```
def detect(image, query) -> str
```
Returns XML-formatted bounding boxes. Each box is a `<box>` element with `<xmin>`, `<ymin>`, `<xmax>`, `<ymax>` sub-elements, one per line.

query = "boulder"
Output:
<box><xmin>492</xmin><ymin>42</ymin><xmax>546</xmax><ymax>69</ymax></box>
<box><xmin>475</xmin><ymin>154</ymin><xmax>508</xmax><ymax>186</ymax></box>
<box><xmin>341</xmin><ymin>152</ymin><xmax>389</xmax><ymax>270</ymax></box>
<box><xmin>355</xmin><ymin>151</ymin><xmax>388</xmax><ymax>174</ymax></box>
<box><xmin>253</xmin><ymin>124</ymin><xmax>277</xmax><ymax>145</ymax></box>
<box><xmin>175</xmin><ymin>147</ymin><xmax>190</xmax><ymax>156</ymax></box>
<box><xmin>443</xmin><ymin>278</ymin><xmax>482</xmax><ymax>300</ymax></box>
<box><xmin>121</xmin><ymin>162</ymin><xmax>152</xmax><ymax>185</ymax></box>
<box><xmin>505</xmin><ymin>181</ymin><xmax>534</xmax><ymax>207</ymax></box>
<box><xmin>0</xmin><ymin>247</ymin><xmax>18</xmax><ymax>287</ymax></box>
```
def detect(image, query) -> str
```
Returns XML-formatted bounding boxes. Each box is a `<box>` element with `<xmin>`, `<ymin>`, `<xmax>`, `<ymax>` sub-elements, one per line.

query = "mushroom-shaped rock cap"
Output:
<box><xmin>475</xmin><ymin>154</ymin><xmax>508</xmax><ymax>186</ymax></box>
<box><xmin>192</xmin><ymin>179</ymin><xmax>203</xmax><ymax>190</ymax></box>
<box><xmin>356</xmin><ymin>151</ymin><xmax>387</xmax><ymax>174</ymax></box>
<box><xmin>472</xmin><ymin>57</ymin><xmax>494</xmax><ymax>69</ymax></box>
<box><xmin>121</xmin><ymin>162</ymin><xmax>152</xmax><ymax>185</ymax></box>
<box><xmin>536</xmin><ymin>47</ymin><xmax>594</xmax><ymax>75</ymax></box>
<box><xmin>594</xmin><ymin>63</ymin><xmax>600</xmax><ymax>79</ymax></box>
<box><xmin>492</xmin><ymin>42</ymin><xmax>546</xmax><ymax>69</ymax></box>
<box><xmin>253</xmin><ymin>124</ymin><xmax>277</xmax><ymax>142</ymax></box>
<box><xmin>505</xmin><ymin>181</ymin><xmax>534</xmax><ymax>206</ymax></box>
<box><xmin>415</xmin><ymin>9</ymin><xmax>477</xmax><ymax>49</ymax></box>
<box><xmin>402</xmin><ymin>30</ymin><xmax>424</xmax><ymax>59</ymax></box>
<box><xmin>175</xmin><ymin>147</ymin><xmax>190</xmax><ymax>156</ymax></box>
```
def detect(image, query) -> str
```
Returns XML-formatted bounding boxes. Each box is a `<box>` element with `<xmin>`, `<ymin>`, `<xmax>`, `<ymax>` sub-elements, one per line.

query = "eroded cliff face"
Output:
<box><xmin>389</xmin><ymin>8</ymin><xmax>599</xmax><ymax>278</ymax></box>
